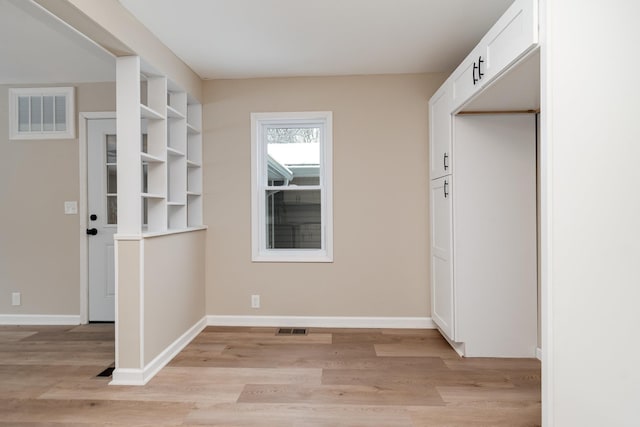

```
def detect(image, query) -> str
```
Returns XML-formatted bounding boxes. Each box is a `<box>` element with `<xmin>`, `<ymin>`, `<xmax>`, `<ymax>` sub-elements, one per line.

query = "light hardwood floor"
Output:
<box><xmin>0</xmin><ymin>325</ymin><xmax>541</xmax><ymax>426</ymax></box>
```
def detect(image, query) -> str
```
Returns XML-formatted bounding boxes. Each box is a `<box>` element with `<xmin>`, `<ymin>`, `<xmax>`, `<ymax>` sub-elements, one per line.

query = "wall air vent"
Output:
<box><xmin>9</xmin><ymin>87</ymin><xmax>75</xmax><ymax>140</ymax></box>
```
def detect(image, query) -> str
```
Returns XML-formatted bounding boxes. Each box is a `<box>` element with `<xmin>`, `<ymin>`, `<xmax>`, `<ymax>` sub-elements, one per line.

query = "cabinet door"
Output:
<box><xmin>430</xmin><ymin>176</ymin><xmax>454</xmax><ymax>340</ymax></box>
<box><xmin>429</xmin><ymin>84</ymin><xmax>453</xmax><ymax>179</ymax></box>
<box><xmin>451</xmin><ymin>44</ymin><xmax>487</xmax><ymax>111</ymax></box>
<box><xmin>483</xmin><ymin>0</ymin><xmax>538</xmax><ymax>82</ymax></box>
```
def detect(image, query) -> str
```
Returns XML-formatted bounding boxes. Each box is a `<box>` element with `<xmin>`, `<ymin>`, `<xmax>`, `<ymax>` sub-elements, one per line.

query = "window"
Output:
<box><xmin>9</xmin><ymin>87</ymin><xmax>75</xmax><ymax>140</ymax></box>
<box><xmin>251</xmin><ymin>112</ymin><xmax>333</xmax><ymax>262</ymax></box>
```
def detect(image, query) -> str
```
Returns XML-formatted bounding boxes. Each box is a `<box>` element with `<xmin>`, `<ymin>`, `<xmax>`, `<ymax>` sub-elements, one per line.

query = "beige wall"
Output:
<box><xmin>143</xmin><ymin>230</ymin><xmax>206</xmax><ymax>365</ymax></box>
<box><xmin>203</xmin><ymin>73</ymin><xmax>445</xmax><ymax>317</ymax></box>
<box><xmin>0</xmin><ymin>82</ymin><xmax>115</xmax><ymax>315</ymax></box>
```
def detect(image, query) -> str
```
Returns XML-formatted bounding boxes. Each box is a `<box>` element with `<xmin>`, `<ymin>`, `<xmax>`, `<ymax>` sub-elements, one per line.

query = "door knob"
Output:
<box><xmin>86</xmin><ymin>228</ymin><xmax>98</xmax><ymax>236</ymax></box>
<box><xmin>90</xmin><ymin>214</ymin><xmax>97</xmax><ymax>221</ymax></box>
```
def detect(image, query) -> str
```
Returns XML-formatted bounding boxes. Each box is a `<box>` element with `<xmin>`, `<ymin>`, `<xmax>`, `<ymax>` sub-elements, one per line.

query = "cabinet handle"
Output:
<box><xmin>444</xmin><ymin>180</ymin><xmax>449</xmax><ymax>198</ymax></box>
<box><xmin>443</xmin><ymin>153</ymin><xmax>449</xmax><ymax>170</ymax></box>
<box><xmin>478</xmin><ymin>56</ymin><xmax>484</xmax><ymax>79</ymax></box>
<box><xmin>472</xmin><ymin>62</ymin><xmax>479</xmax><ymax>85</ymax></box>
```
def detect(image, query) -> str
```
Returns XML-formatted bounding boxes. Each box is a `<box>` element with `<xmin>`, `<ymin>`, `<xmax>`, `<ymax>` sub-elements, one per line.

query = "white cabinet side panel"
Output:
<box><xmin>453</xmin><ymin>114</ymin><xmax>537</xmax><ymax>357</ymax></box>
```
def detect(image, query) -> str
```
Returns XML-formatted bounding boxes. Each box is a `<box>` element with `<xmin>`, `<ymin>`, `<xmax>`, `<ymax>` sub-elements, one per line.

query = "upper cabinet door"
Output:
<box><xmin>451</xmin><ymin>44</ymin><xmax>487</xmax><ymax>111</ymax></box>
<box><xmin>429</xmin><ymin>83</ymin><xmax>453</xmax><ymax>180</ymax></box>
<box><xmin>483</xmin><ymin>0</ymin><xmax>539</xmax><ymax>83</ymax></box>
<box><xmin>450</xmin><ymin>0</ymin><xmax>538</xmax><ymax>112</ymax></box>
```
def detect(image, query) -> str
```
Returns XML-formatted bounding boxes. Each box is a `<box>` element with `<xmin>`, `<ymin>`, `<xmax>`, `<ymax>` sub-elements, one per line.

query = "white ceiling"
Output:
<box><xmin>0</xmin><ymin>0</ymin><xmax>115</xmax><ymax>85</ymax></box>
<box><xmin>119</xmin><ymin>0</ymin><xmax>514</xmax><ymax>79</ymax></box>
<box><xmin>0</xmin><ymin>0</ymin><xmax>515</xmax><ymax>85</ymax></box>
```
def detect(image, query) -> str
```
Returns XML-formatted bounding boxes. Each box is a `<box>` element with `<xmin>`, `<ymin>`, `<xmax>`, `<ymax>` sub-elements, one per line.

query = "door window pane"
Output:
<box><xmin>106</xmin><ymin>134</ymin><xmax>117</xmax><ymax>163</ymax></box>
<box><xmin>107</xmin><ymin>196</ymin><xmax>117</xmax><ymax>225</ymax></box>
<box><xmin>107</xmin><ymin>165</ymin><xmax>117</xmax><ymax>194</ymax></box>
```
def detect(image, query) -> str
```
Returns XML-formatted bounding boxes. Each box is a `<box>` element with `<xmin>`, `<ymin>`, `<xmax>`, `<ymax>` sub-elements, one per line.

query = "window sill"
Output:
<box><xmin>252</xmin><ymin>250</ymin><xmax>333</xmax><ymax>263</ymax></box>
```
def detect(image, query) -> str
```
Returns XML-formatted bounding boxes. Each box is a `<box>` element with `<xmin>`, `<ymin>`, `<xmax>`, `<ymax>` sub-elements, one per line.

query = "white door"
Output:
<box><xmin>430</xmin><ymin>175</ymin><xmax>454</xmax><ymax>340</ymax></box>
<box><xmin>88</xmin><ymin>119</ymin><xmax>117</xmax><ymax>322</ymax></box>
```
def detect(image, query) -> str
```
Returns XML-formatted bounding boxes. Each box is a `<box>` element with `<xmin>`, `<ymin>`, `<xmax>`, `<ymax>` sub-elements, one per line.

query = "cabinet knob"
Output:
<box><xmin>478</xmin><ymin>56</ymin><xmax>484</xmax><ymax>79</ymax></box>
<box><xmin>444</xmin><ymin>180</ymin><xmax>449</xmax><ymax>198</ymax></box>
<box><xmin>443</xmin><ymin>153</ymin><xmax>449</xmax><ymax>171</ymax></box>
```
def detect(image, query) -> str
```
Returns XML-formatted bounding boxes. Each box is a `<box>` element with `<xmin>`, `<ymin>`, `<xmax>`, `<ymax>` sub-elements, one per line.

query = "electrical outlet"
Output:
<box><xmin>64</xmin><ymin>201</ymin><xmax>78</xmax><ymax>215</ymax></box>
<box><xmin>11</xmin><ymin>292</ymin><xmax>21</xmax><ymax>306</ymax></box>
<box><xmin>251</xmin><ymin>294</ymin><xmax>260</xmax><ymax>309</ymax></box>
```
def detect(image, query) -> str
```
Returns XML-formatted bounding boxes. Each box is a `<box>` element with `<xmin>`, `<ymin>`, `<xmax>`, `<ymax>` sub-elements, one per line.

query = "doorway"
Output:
<box><xmin>86</xmin><ymin>118</ymin><xmax>117</xmax><ymax>322</ymax></box>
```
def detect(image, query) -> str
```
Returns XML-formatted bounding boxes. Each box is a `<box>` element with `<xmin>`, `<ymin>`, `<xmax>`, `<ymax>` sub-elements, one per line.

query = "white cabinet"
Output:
<box><xmin>430</xmin><ymin>176</ymin><xmax>454</xmax><ymax>339</ymax></box>
<box><xmin>450</xmin><ymin>0</ymin><xmax>538</xmax><ymax>111</ymax></box>
<box><xmin>428</xmin><ymin>0</ymin><xmax>539</xmax><ymax>358</ymax></box>
<box><xmin>429</xmin><ymin>84</ymin><xmax>453</xmax><ymax>180</ymax></box>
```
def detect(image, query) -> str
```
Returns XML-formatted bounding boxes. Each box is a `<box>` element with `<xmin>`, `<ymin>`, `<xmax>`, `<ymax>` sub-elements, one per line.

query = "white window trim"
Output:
<box><xmin>251</xmin><ymin>111</ymin><xmax>333</xmax><ymax>263</ymax></box>
<box><xmin>9</xmin><ymin>87</ymin><xmax>75</xmax><ymax>140</ymax></box>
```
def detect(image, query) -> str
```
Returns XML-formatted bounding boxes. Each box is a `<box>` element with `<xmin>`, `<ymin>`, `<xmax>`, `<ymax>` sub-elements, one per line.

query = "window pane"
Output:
<box><xmin>107</xmin><ymin>196</ymin><xmax>117</xmax><ymax>225</ymax></box>
<box><xmin>265</xmin><ymin>189</ymin><xmax>321</xmax><ymax>249</ymax></box>
<box><xmin>54</xmin><ymin>96</ymin><xmax>66</xmax><ymax>131</ymax></box>
<box><xmin>18</xmin><ymin>97</ymin><xmax>29</xmax><ymax>131</ymax></box>
<box><xmin>106</xmin><ymin>134</ymin><xmax>117</xmax><ymax>163</ymax></box>
<box><xmin>43</xmin><ymin>96</ymin><xmax>54</xmax><ymax>131</ymax></box>
<box><xmin>30</xmin><ymin>96</ymin><xmax>41</xmax><ymax>131</ymax></box>
<box><xmin>142</xmin><ymin>163</ymin><xmax>148</xmax><ymax>194</ymax></box>
<box><xmin>266</xmin><ymin>127</ymin><xmax>320</xmax><ymax>186</ymax></box>
<box><xmin>107</xmin><ymin>165</ymin><xmax>117</xmax><ymax>194</ymax></box>
<box><xmin>141</xmin><ymin>133</ymin><xmax>148</xmax><ymax>152</ymax></box>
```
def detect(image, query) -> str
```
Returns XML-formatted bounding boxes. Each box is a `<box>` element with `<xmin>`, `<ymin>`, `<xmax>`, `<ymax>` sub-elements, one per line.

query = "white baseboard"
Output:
<box><xmin>206</xmin><ymin>315</ymin><xmax>435</xmax><ymax>329</ymax></box>
<box><xmin>536</xmin><ymin>346</ymin><xmax>542</xmax><ymax>361</ymax></box>
<box><xmin>0</xmin><ymin>314</ymin><xmax>81</xmax><ymax>325</ymax></box>
<box><xmin>110</xmin><ymin>316</ymin><xmax>206</xmax><ymax>386</ymax></box>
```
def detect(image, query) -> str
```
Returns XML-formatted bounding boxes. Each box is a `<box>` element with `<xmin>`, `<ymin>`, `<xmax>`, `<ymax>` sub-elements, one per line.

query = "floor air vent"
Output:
<box><xmin>277</xmin><ymin>328</ymin><xmax>308</xmax><ymax>335</ymax></box>
<box><xmin>96</xmin><ymin>367</ymin><xmax>115</xmax><ymax>377</ymax></box>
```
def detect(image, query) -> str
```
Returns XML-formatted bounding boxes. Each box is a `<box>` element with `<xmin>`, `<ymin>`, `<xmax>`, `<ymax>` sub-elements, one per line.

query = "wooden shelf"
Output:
<box><xmin>186</xmin><ymin>191</ymin><xmax>201</xmax><ymax>197</ymax></box>
<box><xmin>187</xmin><ymin>123</ymin><xmax>201</xmax><ymax>134</ymax></box>
<box><xmin>167</xmin><ymin>147</ymin><xmax>185</xmax><ymax>157</ymax></box>
<box><xmin>140</xmin><ymin>104</ymin><xmax>164</xmax><ymax>120</ymax></box>
<box><xmin>167</xmin><ymin>201</ymin><xmax>186</xmax><ymax>206</ymax></box>
<box><xmin>141</xmin><ymin>192</ymin><xmax>165</xmax><ymax>199</ymax></box>
<box><xmin>166</xmin><ymin>105</ymin><xmax>186</xmax><ymax>119</ymax></box>
<box><xmin>140</xmin><ymin>152</ymin><xmax>165</xmax><ymax>163</ymax></box>
<box><xmin>186</xmin><ymin>160</ymin><xmax>201</xmax><ymax>168</ymax></box>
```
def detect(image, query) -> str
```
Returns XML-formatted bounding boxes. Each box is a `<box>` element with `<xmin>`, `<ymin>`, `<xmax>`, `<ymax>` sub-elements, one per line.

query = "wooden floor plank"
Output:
<box><xmin>238</xmin><ymin>383</ymin><xmax>445</xmax><ymax>406</ymax></box>
<box><xmin>0</xmin><ymin>324</ymin><xmax>541</xmax><ymax>425</ymax></box>
<box><xmin>187</xmin><ymin>402</ymin><xmax>414</xmax><ymax>427</ymax></box>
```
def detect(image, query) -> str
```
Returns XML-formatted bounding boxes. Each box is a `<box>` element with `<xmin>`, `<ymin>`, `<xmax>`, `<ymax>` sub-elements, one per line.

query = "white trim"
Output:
<box><xmin>536</xmin><ymin>346</ymin><xmax>542</xmax><ymax>361</ymax></box>
<box><xmin>0</xmin><ymin>315</ymin><xmax>81</xmax><ymax>325</ymax></box>
<box><xmin>79</xmin><ymin>112</ymin><xmax>116</xmax><ymax>324</ymax></box>
<box><xmin>207</xmin><ymin>315</ymin><xmax>435</xmax><ymax>329</ymax></box>
<box><xmin>251</xmin><ymin>111</ymin><xmax>333</xmax><ymax>263</ymax></box>
<box><xmin>139</xmin><ymin>240</ymin><xmax>145</xmax><ymax>370</ymax></box>
<box><xmin>110</xmin><ymin>316</ymin><xmax>206</xmax><ymax>386</ymax></box>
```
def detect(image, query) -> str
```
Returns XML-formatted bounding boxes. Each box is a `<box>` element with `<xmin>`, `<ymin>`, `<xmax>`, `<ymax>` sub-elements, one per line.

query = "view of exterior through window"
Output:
<box><xmin>252</xmin><ymin>112</ymin><xmax>333</xmax><ymax>262</ymax></box>
<box><xmin>266</xmin><ymin>127</ymin><xmax>321</xmax><ymax>249</ymax></box>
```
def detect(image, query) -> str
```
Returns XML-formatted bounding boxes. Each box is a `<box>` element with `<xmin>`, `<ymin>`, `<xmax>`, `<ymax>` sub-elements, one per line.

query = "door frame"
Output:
<box><xmin>79</xmin><ymin>111</ymin><xmax>116</xmax><ymax>324</ymax></box>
